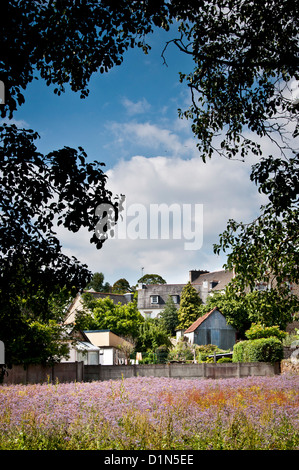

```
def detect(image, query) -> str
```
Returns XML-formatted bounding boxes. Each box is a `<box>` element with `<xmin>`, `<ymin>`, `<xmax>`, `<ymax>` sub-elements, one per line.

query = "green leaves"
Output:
<box><xmin>0</xmin><ymin>123</ymin><xmax>115</xmax><ymax>366</ymax></box>
<box><xmin>0</xmin><ymin>1</ymin><xmax>170</xmax><ymax>119</ymax></box>
<box><xmin>0</xmin><ymin>124</ymin><xmax>113</xmax><ymax>289</ymax></box>
<box><xmin>79</xmin><ymin>297</ymin><xmax>145</xmax><ymax>340</ymax></box>
<box><xmin>171</xmin><ymin>0</ymin><xmax>298</xmax><ymax>161</ymax></box>
<box><xmin>160</xmin><ymin>295</ymin><xmax>179</xmax><ymax>336</ymax></box>
<box><xmin>177</xmin><ymin>282</ymin><xmax>202</xmax><ymax>329</ymax></box>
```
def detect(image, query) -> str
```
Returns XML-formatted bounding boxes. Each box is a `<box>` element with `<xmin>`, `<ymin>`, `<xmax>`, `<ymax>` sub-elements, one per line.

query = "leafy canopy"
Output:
<box><xmin>76</xmin><ymin>296</ymin><xmax>144</xmax><ymax>340</ymax></box>
<box><xmin>138</xmin><ymin>274</ymin><xmax>167</xmax><ymax>285</ymax></box>
<box><xmin>167</xmin><ymin>0</ymin><xmax>298</xmax><ymax>305</ymax></box>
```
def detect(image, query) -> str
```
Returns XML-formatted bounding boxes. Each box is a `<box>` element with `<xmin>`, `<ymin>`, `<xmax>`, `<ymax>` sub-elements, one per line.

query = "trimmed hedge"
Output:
<box><xmin>245</xmin><ymin>323</ymin><xmax>287</xmax><ymax>341</ymax></box>
<box><xmin>232</xmin><ymin>337</ymin><xmax>283</xmax><ymax>363</ymax></box>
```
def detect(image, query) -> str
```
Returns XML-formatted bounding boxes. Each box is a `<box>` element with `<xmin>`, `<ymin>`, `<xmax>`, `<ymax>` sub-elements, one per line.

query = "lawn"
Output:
<box><xmin>0</xmin><ymin>375</ymin><xmax>298</xmax><ymax>450</ymax></box>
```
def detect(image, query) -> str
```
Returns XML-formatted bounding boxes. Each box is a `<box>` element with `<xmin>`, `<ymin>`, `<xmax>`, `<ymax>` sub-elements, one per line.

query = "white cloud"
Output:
<box><xmin>57</xmin><ymin>148</ymin><xmax>267</xmax><ymax>287</ymax></box>
<box><xmin>56</xmin><ymin>113</ymin><xmax>272</xmax><ymax>287</ymax></box>
<box><xmin>107</xmin><ymin>120</ymin><xmax>198</xmax><ymax>158</ymax></box>
<box><xmin>0</xmin><ymin>118</ymin><xmax>30</xmax><ymax>128</ymax></box>
<box><xmin>121</xmin><ymin>97</ymin><xmax>151</xmax><ymax>115</ymax></box>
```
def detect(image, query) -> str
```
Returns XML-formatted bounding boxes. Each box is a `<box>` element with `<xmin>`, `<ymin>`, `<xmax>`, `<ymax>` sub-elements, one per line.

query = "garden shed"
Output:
<box><xmin>182</xmin><ymin>307</ymin><xmax>237</xmax><ymax>350</ymax></box>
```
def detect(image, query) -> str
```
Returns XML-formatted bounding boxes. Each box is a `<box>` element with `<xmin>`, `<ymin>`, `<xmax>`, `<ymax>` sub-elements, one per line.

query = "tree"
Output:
<box><xmin>166</xmin><ymin>0</ymin><xmax>298</xmax><ymax>162</ymax></box>
<box><xmin>86</xmin><ymin>272</ymin><xmax>111</xmax><ymax>293</ymax></box>
<box><xmin>76</xmin><ymin>297</ymin><xmax>144</xmax><ymax>340</ymax></box>
<box><xmin>167</xmin><ymin>1</ymin><xmax>298</xmax><ymax>306</ymax></box>
<box><xmin>135</xmin><ymin>318</ymin><xmax>172</xmax><ymax>352</ymax></box>
<box><xmin>0</xmin><ymin>123</ymin><xmax>116</xmax><ymax>365</ymax></box>
<box><xmin>198</xmin><ymin>288</ymin><xmax>297</xmax><ymax>338</ymax></box>
<box><xmin>112</xmin><ymin>278</ymin><xmax>131</xmax><ymax>293</ymax></box>
<box><xmin>1</xmin><ymin>284</ymin><xmax>72</xmax><ymax>367</ymax></box>
<box><xmin>177</xmin><ymin>282</ymin><xmax>202</xmax><ymax>329</ymax></box>
<box><xmin>213</xmin><ymin>161</ymin><xmax>299</xmax><ymax>317</ymax></box>
<box><xmin>159</xmin><ymin>295</ymin><xmax>179</xmax><ymax>336</ymax></box>
<box><xmin>138</xmin><ymin>274</ymin><xmax>167</xmax><ymax>285</ymax></box>
<box><xmin>167</xmin><ymin>337</ymin><xmax>195</xmax><ymax>362</ymax></box>
<box><xmin>117</xmin><ymin>337</ymin><xmax>136</xmax><ymax>364</ymax></box>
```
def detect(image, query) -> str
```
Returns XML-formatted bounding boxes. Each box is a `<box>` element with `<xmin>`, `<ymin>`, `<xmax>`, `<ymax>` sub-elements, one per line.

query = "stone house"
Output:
<box><xmin>137</xmin><ymin>269</ymin><xmax>234</xmax><ymax>319</ymax></box>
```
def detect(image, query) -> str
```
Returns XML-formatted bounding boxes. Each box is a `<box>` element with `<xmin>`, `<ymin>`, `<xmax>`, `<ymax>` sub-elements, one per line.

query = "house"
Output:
<box><xmin>189</xmin><ymin>269</ymin><xmax>234</xmax><ymax>303</ymax></box>
<box><xmin>179</xmin><ymin>307</ymin><xmax>237</xmax><ymax>350</ymax></box>
<box><xmin>137</xmin><ymin>269</ymin><xmax>234</xmax><ymax>318</ymax></box>
<box><xmin>137</xmin><ymin>283</ymin><xmax>186</xmax><ymax>319</ymax></box>
<box><xmin>61</xmin><ymin>329</ymin><xmax>101</xmax><ymax>365</ymax></box>
<box><xmin>64</xmin><ymin>289</ymin><xmax>134</xmax><ymax>325</ymax></box>
<box><xmin>83</xmin><ymin>330</ymin><xmax>134</xmax><ymax>365</ymax></box>
<box><xmin>62</xmin><ymin>329</ymin><xmax>134</xmax><ymax>365</ymax></box>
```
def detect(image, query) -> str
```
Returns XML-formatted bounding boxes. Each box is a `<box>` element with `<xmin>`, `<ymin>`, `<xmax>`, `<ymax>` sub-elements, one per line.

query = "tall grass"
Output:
<box><xmin>0</xmin><ymin>375</ymin><xmax>298</xmax><ymax>450</ymax></box>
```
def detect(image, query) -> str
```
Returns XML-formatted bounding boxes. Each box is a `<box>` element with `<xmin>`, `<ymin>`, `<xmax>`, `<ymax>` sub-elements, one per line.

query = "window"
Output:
<box><xmin>88</xmin><ymin>352</ymin><xmax>99</xmax><ymax>365</ymax></box>
<box><xmin>150</xmin><ymin>295</ymin><xmax>159</xmax><ymax>304</ymax></box>
<box><xmin>171</xmin><ymin>295</ymin><xmax>179</xmax><ymax>304</ymax></box>
<box><xmin>255</xmin><ymin>282</ymin><xmax>269</xmax><ymax>292</ymax></box>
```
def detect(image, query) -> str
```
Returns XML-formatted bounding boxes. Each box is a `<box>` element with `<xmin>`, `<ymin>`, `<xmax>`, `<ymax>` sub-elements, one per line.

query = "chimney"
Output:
<box><xmin>189</xmin><ymin>269</ymin><xmax>209</xmax><ymax>283</ymax></box>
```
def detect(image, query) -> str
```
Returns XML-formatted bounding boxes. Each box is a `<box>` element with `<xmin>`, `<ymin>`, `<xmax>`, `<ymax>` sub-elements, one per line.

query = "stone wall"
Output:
<box><xmin>280</xmin><ymin>359</ymin><xmax>299</xmax><ymax>375</ymax></box>
<box><xmin>2</xmin><ymin>361</ymin><xmax>84</xmax><ymax>385</ymax></box>
<box><xmin>84</xmin><ymin>361</ymin><xmax>280</xmax><ymax>382</ymax></box>
<box><xmin>2</xmin><ymin>361</ymin><xmax>281</xmax><ymax>385</ymax></box>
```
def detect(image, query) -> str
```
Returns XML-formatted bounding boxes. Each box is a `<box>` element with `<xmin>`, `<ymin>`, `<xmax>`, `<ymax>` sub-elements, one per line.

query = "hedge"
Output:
<box><xmin>232</xmin><ymin>337</ymin><xmax>283</xmax><ymax>363</ymax></box>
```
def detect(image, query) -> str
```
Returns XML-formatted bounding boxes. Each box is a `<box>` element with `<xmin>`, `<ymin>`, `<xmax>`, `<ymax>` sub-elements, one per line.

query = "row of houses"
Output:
<box><xmin>137</xmin><ymin>269</ymin><xmax>234</xmax><ymax>318</ymax></box>
<box><xmin>62</xmin><ymin>268</ymin><xmax>237</xmax><ymax>366</ymax></box>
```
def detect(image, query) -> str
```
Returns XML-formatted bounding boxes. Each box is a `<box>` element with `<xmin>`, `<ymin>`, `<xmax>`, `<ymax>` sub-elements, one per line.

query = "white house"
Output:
<box><xmin>62</xmin><ymin>329</ymin><xmax>135</xmax><ymax>366</ymax></box>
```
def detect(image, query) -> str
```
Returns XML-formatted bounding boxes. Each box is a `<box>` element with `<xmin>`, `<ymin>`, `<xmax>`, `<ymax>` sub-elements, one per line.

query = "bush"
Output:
<box><xmin>245</xmin><ymin>323</ymin><xmax>287</xmax><ymax>341</ymax></box>
<box><xmin>138</xmin><ymin>352</ymin><xmax>156</xmax><ymax>364</ymax></box>
<box><xmin>155</xmin><ymin>345</ymin><xmax>169</xmax><ymax>363</ymax></box>
<box><xmin>195</xmin><ymin>344</ymin><xmax>230</xmax><ymax>363</ymax></box>
<box><xmin>217</xmin><ymin>357</ymin><xmax>232</xmax><ymax>363</ymax></box>
<box><xmin>167</xmin><ymin>337</ymin><xmax>194</xmax><ymax>362</ymax></box>
<box><xmin>233</xmin><ymin>337</ymin><xmax>283</xmax><ymax>363</ymax></box>
<box><xmin>282</xmin><ymin>331</ymin><xmax>299</xmax><ymax>347</ymax></box>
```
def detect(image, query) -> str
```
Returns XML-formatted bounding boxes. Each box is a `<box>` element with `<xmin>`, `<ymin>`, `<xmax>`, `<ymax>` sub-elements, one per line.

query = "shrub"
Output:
<box><xmin>155</xmin><ymin>345</ymin><xmax>169</xmax><ymax>363</ymax></box>
<box><xmin>282</xmin><ymin>331</ymin><xmax>299</xmax><ymax>347</ymax></box>
<box><xmin>195</xmin><ymin>344</ymin><xmax>230</xmax><ymax>363</ymax></box>
<box><xmin>167</xmin><ymin>337</ymin><xmax>194</xmax><ymax>362</ymax></box>
<box><xmin>217</xmin><ymin>357</ymin><xmax>232</xmax><ymax>363</ymax></box>
<box><xmin>245</xmin><ymin>323</ymin><xmax>287</xmax><ymax>341</ymax></box>
<box><xmin>233</xmin><ymin>337</ymin><xmax>283</xmax><ymax>363</ymax></box>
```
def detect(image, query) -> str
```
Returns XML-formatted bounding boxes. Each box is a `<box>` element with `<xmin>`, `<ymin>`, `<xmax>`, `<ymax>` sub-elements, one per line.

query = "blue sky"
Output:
<box><xmin>7</xmin><ymin>27</ymin><xmax>268</xmax><ymax>288</ymax></box>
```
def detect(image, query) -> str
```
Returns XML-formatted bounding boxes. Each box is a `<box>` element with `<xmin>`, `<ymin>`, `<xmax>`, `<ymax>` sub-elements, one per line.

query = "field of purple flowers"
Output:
<box><xmin>0</xmin><ymin>375</ymin><xmax>298</xmax><ymax>450</ymax></box>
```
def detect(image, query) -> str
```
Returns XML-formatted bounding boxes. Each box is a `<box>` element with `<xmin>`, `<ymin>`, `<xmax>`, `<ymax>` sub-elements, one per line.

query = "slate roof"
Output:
<box><xmin>191</xmin><ymin>270</ymin><xmax>234</xmax><ymax>290</ymax></box>
<box><xmin>184</xmin><ymin>307</ymin><xmax>220</xmax><ymax>333</ymax></box>
<box><xmin>82</xmin><ymin>289</ymin><xmax>129</xmax><ymax>305</ymax></box>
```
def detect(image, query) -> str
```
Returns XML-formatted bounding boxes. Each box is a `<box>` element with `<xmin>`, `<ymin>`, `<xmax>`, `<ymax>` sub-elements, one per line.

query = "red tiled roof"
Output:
<box><xmin>184</xmin><ymin>307</ymin><xmax>219</xmax><ymax>333</ymax></box>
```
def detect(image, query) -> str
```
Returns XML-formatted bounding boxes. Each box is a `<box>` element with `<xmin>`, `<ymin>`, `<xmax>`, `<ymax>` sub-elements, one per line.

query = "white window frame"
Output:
<box><xmin>150</xmin><ymin>295</ymin><xmax>159</xmax><ymax>304</ymax></box>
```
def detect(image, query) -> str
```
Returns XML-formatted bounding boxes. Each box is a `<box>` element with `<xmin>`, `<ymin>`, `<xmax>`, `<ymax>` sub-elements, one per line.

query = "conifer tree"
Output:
<box><xmin>160</xmin><ymin>296</ymin><xmax>179</xmax><ymax>336</ymax></box>
<box><xmin>177</xmin><ymin>282</ymin><xmax>202</xmax><ymax>330</ymax></box>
